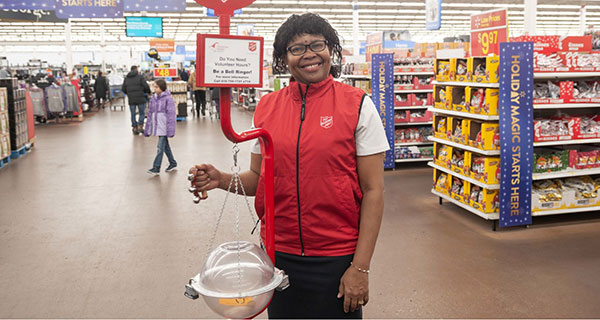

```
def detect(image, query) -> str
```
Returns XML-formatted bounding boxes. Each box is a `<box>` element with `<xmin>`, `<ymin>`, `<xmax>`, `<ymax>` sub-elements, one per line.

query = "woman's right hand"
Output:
<box><xmin>188</xmin><ymin>164</ymin><xmax>222</xmax><ymax>202</ymax></box>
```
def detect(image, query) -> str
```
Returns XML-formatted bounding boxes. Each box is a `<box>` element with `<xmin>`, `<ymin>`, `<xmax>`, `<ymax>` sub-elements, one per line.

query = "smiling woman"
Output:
<box><xmin>189</xmin><ymin>12</ymin><xmax>390</xmax><ymax>319</ymax></box>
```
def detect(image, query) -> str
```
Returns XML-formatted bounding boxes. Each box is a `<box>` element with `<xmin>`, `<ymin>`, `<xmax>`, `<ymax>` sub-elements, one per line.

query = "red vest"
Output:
<box><xmin>254</xmin><ymin>75</ymin><xmax>366</xmax><ymax>256</ymax></box>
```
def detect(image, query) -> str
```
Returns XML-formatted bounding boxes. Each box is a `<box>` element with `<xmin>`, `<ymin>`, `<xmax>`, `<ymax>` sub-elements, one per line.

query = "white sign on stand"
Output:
<box><xmin>196</xmin><ymin>34</ymin><xmax>264</xmax><ymax>87</ymax></box>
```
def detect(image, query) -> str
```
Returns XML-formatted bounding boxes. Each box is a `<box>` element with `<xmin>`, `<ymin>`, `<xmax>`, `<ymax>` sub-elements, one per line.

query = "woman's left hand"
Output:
<box><xmin>337</xmin><ymin>266</ymin><xmax>369</xmax><ymax>313</ymax></box>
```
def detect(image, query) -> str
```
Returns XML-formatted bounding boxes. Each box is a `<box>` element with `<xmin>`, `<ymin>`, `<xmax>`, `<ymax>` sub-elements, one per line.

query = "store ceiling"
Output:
<box><xmin>1</xmin><ymin>0</ymin><xmax>600</xmax><ymax>46</ymax></box>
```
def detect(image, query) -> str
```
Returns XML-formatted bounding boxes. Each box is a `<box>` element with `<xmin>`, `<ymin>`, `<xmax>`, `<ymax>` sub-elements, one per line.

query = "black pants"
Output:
<box><xmin>193</xmin><ymin>90</ymin><xmax>206</xmax><ymax>116</ymax></box>
<box><xmin>268</xmin><ymin>251</ymin><xmax>362</xmax><ymax>319</ymax></box>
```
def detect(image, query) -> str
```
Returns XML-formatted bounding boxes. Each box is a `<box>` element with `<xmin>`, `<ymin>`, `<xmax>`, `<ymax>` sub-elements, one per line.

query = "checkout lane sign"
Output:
<box><xmin>498</xmin><ymin>42</ymin><xmax>534</xmax><ymax>228</ymax></box>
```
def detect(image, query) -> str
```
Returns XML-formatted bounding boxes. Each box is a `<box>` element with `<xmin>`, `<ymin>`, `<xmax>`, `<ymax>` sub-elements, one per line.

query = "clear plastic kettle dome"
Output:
<box><xmin>190</xmin><ymin>241</ymin><xmax>284</xmax><ymax>319</ymax></box>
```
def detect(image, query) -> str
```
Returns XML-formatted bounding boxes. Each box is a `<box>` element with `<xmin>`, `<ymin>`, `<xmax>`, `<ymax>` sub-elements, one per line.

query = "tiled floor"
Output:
<box><xmin>1</xmin><ymin>105</ymin><xmax>599</xmax><ymax>318</ymax></box>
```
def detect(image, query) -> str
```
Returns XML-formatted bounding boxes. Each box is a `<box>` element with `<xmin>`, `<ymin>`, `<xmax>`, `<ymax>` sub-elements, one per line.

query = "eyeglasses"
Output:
<box><xmin>286</xmin><ymin>40</ymin><xmax>328</xmax><ymax>56</ymax></box>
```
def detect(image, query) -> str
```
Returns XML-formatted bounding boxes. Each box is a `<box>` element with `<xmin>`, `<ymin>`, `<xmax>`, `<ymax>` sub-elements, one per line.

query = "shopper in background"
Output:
<box><xmin>210</xmin><ymin>86</ymin><xmax>220</xmax><ymax>118</ymax></box>
<box><xmin>144</xmin><ymin>79</ymin><xmax>177</xmax><ymax>175</ymax></box>
<box><xmin>122</xmin><ymin>65</ymin><xmax>151</xmax><ymax>135</ymax></box>
<box><xmin>188</xmin><ymin>12</ymin><xmax>388</xmax><ymax>319</ymax></box>
<box><xmin>188</xmin><ymin>67</ymin><xmax>206</xmax><ymax>117</ymax></box>
<box><xmin>93</xmin><ymin>71</ymin><xmax>109</xmax><ymax>109</ymax></box>
<box><xmin>178</xmin><ymin>68</ymin><xmax>189</xmax><ymax>82</ymax></box>
<box><xmin>0</xmin><ymin>67</ymin><xmax>11</xmax><ymax>78</ymax></box>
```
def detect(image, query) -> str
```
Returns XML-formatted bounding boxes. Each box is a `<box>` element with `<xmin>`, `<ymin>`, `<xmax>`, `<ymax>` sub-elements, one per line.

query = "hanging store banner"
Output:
<box><xmin>371</xmin><ymin>53</ymin><xmax>395</xmax><ymax>169</ymax></box>
<box><xmin>55</xmin><ymin>0</ymin><xmax>124</xmax><ymax>19</ymax></box>
<box><xmin>0</xmin><ymin>0</ymin><xmax>55</xmax><ymax>10</ymax></box>
<box><xmin>471</xmin><ymin>8</ymin><xmax>508</xmax><ymax>57</ymax></box>
<box><xmin>197</xmin><ymin>34</ymin><xmax>263</xmax><ymax>87</ymax></box>
<box><xmin>498</xmin><ymin>42</ymin><xmax>534</xmax><ymax>228</ymax></box>
<box><xmin>124</xmin><ymin>0</ymin><xmax>185</xmax><ymax>12</ymax></box>
<box><xmin>0</xmin><ymin>9</ymin><xmax>67</xmax><ymax>22</ymax></box>
<box><xmin>425</xmin><ymin>0</ymin><xmax>442</xmax><ymax>30</ymax></box>
<box><xmin>150</xmin><ymin>39</ymin><xmax>175</xmax><ymax>52</ymax></box>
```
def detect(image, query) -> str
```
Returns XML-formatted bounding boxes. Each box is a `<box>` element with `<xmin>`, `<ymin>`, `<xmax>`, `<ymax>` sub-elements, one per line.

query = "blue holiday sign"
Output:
<box><xmin>371</xmin><ymin>53</ymin><xmax>395</xmax><ymax>169</ymax></box>
<box><xmin>498</xmin><ymin>42</ymin><xmax>534</xmax><ymax>228</ymax></box>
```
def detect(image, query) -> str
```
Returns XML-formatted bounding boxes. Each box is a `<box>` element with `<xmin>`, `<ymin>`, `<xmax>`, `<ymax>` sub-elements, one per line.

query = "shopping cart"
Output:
<box><xmin>110</xmin><ymin>85</ymin><xmax>126</xmax><ymax>111</ymax></box>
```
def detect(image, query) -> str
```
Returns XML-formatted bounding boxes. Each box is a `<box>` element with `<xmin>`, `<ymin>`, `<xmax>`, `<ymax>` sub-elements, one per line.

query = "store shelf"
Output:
<box><xmin>394</xmin><ymin>89</ymin><xmax>433</xmax><ymax>93</ymax></box>
<box><xmin>395</xmin><ymin>106</ymin><xmax>430</xmax><ymax>110</ymax></box>
<box><xmin>395</xmin><ymin>157</ymin><xmax>433</xmax><ymax>163</ymax></box>
<box><xmin>341</xmin><ymin>75</ymin><xmax>371</xmax><ymax>79</ymax></box>
<box><xmin>395</xmin><ymin>141</ymin><xmax>433</xmax><ymax>146</ymax></box>
<box><xmin>428</xmin><ymin>136</ymin><xmax>501</xmax><ymax>155</ymax></box>
<box><xmin>428</xmin><ymin>107</ymin><xmax>500</xmax><ymax>120</ymax></box>
<box><xmin>533</xmin><ymin>138</ymin><xmax>600</xmax><ymax>147</ymax></box>
<box><xmin>395</xmin><ymin>121</ymin><xmax>433</xmax><ymax>126</ymax></box>
<box><xmin>534</xmin><ymin>103</ymin><xmax>600</xmax><ymax>109</ymax></box>
<box><xmin>431</xmin><ymin>189</ymin><xmax>499</xmax><ymax>220</ymax></box>
<box><xmin>432</xmin><ymin>80</ymin><xmax>499</xmax><ymax>88</ymax></box>
<box><xmin>533</xmin><ymin>206</ymin><xmax>600</xmax><ymax>216</ymax></box>
<box><xmin>394</xmin><ymin>72</ymin><xmax>434</xmax><ymax>76</ymax></box>
<box><xmin>532</xmin><ymin>167</ymin><xmax>600</xmax><ymax>180</ymax></box>
<box><xmin>534</xmin><ymin>72</ymin><xmax>600</xmax><ymax>79</ymax></box>
<box><xmin>428</xmin><ymin>162</ymin><xmax>500</xmax><ymax>190</ymax></box>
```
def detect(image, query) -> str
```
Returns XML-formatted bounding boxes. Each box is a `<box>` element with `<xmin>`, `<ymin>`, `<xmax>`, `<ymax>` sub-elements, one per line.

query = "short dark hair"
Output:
<box><xmin>155</xmin><ymin>79</ymin><xmax>167</xmax><ymax>92</ymax></box>
<box><xmin>272</xmin><ymin>13</ymin><xmax>342</xmax><ymax>78</ymax></box>
<box><xmin>97</xmin><ymin>71</ymin><xmax>103</xmax><ymax>76</ymax></box>
<box><xmin>130</xmin><ymin>65</ymin><xmax>137</xmax><ymax>71</ymax></box>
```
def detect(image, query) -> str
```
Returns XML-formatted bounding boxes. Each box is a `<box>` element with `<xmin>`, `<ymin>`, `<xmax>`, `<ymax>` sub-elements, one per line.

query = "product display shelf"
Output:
<box><xmin>533</xmin><ymin>72</ymin><xmax>600</xmax><ymax>79</ymax></box>
<box><xmin>533</xmin><ymin>167</ymin><xmax>600</xmax><ymax>180</ymax></box>
<box><xmin>428</xmin><ymin>162</ymin><xmax>500</xmax><ymax>190</ymax></box>
<box><xmin>533</xmin><ymin>138</ymin><xmax>600</xmax><ymax>147</ymax></box>
<box><xmin>395</xmin><ymin>157</ymin><xmax>433</xmax><ymax>163</ymax></box>
<box><xmin>394</xmin><ymin>89</ymin><xmax>433</xmax><ymax>94</ymax></box>
<box><xmin>431</xmin><ymin>189</ymin><xmax>499</xmax><ymax>220</ymax></box>
<box><xmin>395</xmin><ymin>121</ymin><xmax>433</xmax><ymax>126</ymax></box>
<box><xmin>432</xmin><ymin>80</ymin><xmax>499</xmax><ymax>88</ymax></box>
<box><xmin>429</xmin><ymin>107</ymin><xmax>500</xmax><ymax>121</ymax></box>
<box><xmin>533</xmin><ymin>103</ymin><xmax>600</xmax><ymax>109</ymax></box>
<box><xmin>395</xmin><ymin>72</ymin><xmax>434</xmax><ymax>76</ymax></box>
<box><xmin>395</xmin><ymin>141</ymin><xmax>432</xmax><ymax>146</ymax></box>
<box><xmin>428</xmin><ymin>136</ymin><xmax>500</xmax><ymax>156</ymax></box>
<box><xmin>532</xmin><ymin>206</ymin><xmax>600</xmax><ymax>216</ymax></box>
<box><xmin>395</xmin><ymin>106</ymin><xmax>430</xmax><ymax>110</ymax></box>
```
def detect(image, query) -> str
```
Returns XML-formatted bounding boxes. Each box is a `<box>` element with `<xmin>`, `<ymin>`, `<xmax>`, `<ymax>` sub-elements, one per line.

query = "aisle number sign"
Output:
<box><xmin>154</xmin><ymin>68</ymin><xmax>177</xmax><ymax>78</ymax></box>
<box><xmin>498</xmin><ymin>42</ymin><xmax>534</xmax><ymax>228</ymax></box>
<box><xmin>471</xmin><ymin>9</ymin><xmax>508</xmax><ymax>57</ymax></box>
<box><xmin>196</xmin><ymin>34</ymin><xmax>263</xmax><ymax>87</ymax></box>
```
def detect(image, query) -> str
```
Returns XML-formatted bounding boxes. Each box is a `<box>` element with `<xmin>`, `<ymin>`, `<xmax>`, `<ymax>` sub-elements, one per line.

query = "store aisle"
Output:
<box><xmin>1</xmin><ymin>107</ymin><xmax>600</xmax><ymax>318</ymax></box>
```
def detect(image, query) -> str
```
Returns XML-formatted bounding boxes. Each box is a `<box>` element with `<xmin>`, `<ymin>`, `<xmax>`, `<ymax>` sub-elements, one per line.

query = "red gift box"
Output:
<box><xmin>534</xmin><ymin>119</ymin><xmax>573</xmax><ymax>142</ymax></box>
<box><xmin>569</xmin><ymin>149</ymin><xmax>600</xmax><ymax>170</ymax></box>
<box><xmin>568</xmin><ymin>116</ymin><xmax>600</xmax><ymax>140</ymax></box>
<box><xmin>395</xmin><ymin>110</ymin><xmax>410</xmax><ymax>123</ymax></box>
<box><xmin>409</xmin><ymin>110</ymin><xmax>433</xmax><ymax>123</ymax></box>
<box><xmin>394</xmin><ymin>93</ymin><xmax>413</xmax><ymax>107</ymax></box>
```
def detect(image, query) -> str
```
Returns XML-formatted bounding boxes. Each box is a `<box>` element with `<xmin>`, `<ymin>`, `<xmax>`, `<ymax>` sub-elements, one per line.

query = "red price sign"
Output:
<box><xmin>471</xmin><ymin>9</ymin><xmax>508</xmax><ymax>57</ymax></box>
<box><xmin>154</xmin><ymin>68</ymin><xmax>177</xmax><ymax>78</ymax></box>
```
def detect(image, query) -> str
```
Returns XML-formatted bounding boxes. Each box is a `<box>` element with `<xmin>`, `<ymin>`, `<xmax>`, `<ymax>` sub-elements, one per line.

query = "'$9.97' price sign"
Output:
<box><xmin>154</xmin><ymin>68</ymin><xmax>177</xmax><ymax>78</ymax></box>
<box><xmin>472</xmin><ymin>28</ymin><xmax>507</xmax><ymax>57</ymax></box>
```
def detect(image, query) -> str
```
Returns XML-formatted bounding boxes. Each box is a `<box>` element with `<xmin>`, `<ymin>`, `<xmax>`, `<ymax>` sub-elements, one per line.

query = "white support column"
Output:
<box><xmin>65</xmin><ymin>19</ymin><xmax>73</xmax><ymax>74</ymax></box>
<box><xmin>580</xmin><ymin>5</ymin><xmax>587</xmax><ymax>35</ymax></box>
<box><xmin>524</xmin><ymin>0</ymin><xmax>537</xmax><ymax>36</ymax></box>
<box><xmin>352</xmin><ymin>0</ymin><xmax>359</xmax><ymax>58</ymax></box>
<box><xmin>101</xmin><ymin>22</ymin><xmax>106</xmax><ymax>72</ymax></box>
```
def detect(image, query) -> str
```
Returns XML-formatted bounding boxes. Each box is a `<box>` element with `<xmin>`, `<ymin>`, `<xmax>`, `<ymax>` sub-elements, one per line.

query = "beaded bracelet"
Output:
<box><xmin>350</xmin><ymin>262</ymin><xmax>370</xmax><ymax>274</ymax></box>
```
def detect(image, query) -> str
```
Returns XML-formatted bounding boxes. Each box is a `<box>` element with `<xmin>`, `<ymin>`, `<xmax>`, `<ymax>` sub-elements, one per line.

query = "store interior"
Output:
<box><xmin>1</xmin><ymin>0</ymin><xmax>600</xmax><ymax>318</ymax></box>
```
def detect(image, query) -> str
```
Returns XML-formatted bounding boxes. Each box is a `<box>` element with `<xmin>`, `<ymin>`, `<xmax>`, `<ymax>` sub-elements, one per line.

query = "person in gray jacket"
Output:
<box><xmin>122</xmin><ymin>66</ymin><xmax>151</xmax><ymax>135</ymax></box>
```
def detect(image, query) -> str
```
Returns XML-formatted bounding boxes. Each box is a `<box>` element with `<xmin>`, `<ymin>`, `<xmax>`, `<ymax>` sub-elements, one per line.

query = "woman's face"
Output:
<box><xmin>152</xmin><ymin>82</ymin><xmax>162</xmax><ymax>94</ymax></box>
<box><xmin>284</xmin><ymin>33</ymin><xmax>331</xmax><ymax>84</ymax></box>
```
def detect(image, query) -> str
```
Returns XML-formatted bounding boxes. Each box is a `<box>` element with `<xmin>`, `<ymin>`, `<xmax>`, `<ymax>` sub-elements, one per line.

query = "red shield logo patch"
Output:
<box><xmin>320</xmin><ymin>116</ymin><xmax>333</xmax><ymax>129</ymax></box>
<box><xmin>248</xmin><ymin>42</ymin><xmax>257</xmax><ymax>52</ymax></box>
